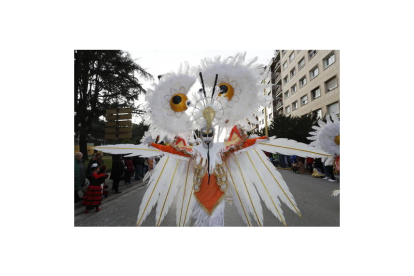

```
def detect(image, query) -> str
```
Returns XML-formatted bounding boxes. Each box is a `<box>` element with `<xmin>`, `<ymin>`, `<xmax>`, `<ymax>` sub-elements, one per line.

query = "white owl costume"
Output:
<box><xmin>93</xmin><ymin>53</ymin><xmax>332</xmax><ymax>226</ymax></box>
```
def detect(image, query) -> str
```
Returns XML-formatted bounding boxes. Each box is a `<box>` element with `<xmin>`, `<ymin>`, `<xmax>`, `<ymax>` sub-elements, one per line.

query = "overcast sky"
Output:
<box><xmin>126</xmin><ymin>49</ymin><xmax>274</xmax><ymax>123</ymax></box>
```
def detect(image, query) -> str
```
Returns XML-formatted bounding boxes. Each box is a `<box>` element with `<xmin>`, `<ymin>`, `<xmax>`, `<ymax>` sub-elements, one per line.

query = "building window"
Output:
<box><xmin>297</xmin><ymin>50</ymin><xmax>301</xmax><ymax>53</ymax></box>
<box><xmin>299</xmin><ymin>76</ymin><xmax>307</xmax><ymax>87</ymax></box>
<box><xmin>325</xmin><ymin>76</ymin><xmax>338</xmax><ymax>92</ymax></box>
<box><xmin>292</xmin><ymin>101</ymin><xmax>298</xmax><ymax>111</ymax></box>
<box><xmin>283</xmin><ymin>75</ymin><xmax>289</xmax><ymax>85</ymax></box>
<box><xmin>314</xmin><ymin>109</ymin><xmax>322</xmax><ymax>119</ymax></box>
<box><xmin>298</xmin><ymin>58</ymin><xmax>305</xmax><ymax>70</ymax></box>
<box><xmin>282</xmin><ymin>50</ymin><xmax>287</xmax><ymax>56</ymax></box>
<box><xmin>284</xmin><ymin>91</ymin><xmax>290</xmax><ymax>99</ymax></box>
<box><xmin>269</xmin><ymin>113</ymin><xmax>272</xmax><ymax>119</ymax></box>
<box><xmin>291</xmin><ymin>84</ymin><xmax>297</xmax><ymax>94</ymax></box>
<box><xmin>283</xmin><ymin>61</ymin><xmax>288</xmax><ymax>70</ymax></box>
<box><xmin>289</xmin><ymin>52</ymin><xmax>295</xmax><ymax>62</ymax></box>
<box><xmin>310</xmin><ymin>66</ymin><xmax>319</xmax><ymax>79</ymax></box>
<box><xmin>308</xmin><ymin>50</ymin><xmax>317</xmax><ymax>60</ymax></box>
<box><xmin>301</xmin><ymin>95</ymin><xmax>308</xmax><ymax>106</ymax></box>
<box><xmin>285</xmin><ymin>106</ymin><xmax>291</xmax><ymax>114</ymax></box>
<box><xmin>311</xmin><ymin>87</ymin><xmax>321</xmax><ymax>100</ymax></box>
<box><xmin>323</xmin><ymin>52</ymin><xmax>336</xmax><ymax>69</ymax></box>
<box><xmin>290</xmin><ymin>67</ymin><xmax>296</xmax><ymax>78</ymax></box>
<box><xmin>268</xmin><ymin>91</ymin><xmax>271</xmax><ymax>96</ymax></box>
<box><xmin>327</xmin><ymin>102</ymin><xmax>340</xmax><ymax>116</ymax></box>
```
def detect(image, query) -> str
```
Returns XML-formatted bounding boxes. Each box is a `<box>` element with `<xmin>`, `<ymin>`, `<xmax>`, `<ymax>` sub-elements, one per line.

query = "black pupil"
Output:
<box><xmin>219</xmin><ymin>85</ymin><xmax>228</xmax><ymax>94</ymax></box>
<box><xmin>172</xmin><ymin>95</ymin><xmax>182</xmax><ymax>104</ymax></box>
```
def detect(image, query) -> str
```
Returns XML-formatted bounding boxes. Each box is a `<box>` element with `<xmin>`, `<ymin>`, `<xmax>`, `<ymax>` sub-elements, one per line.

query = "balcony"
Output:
<box><xmin>272</xmin><ymin>72</ymin><xmax>281</xmax><ymax>84</ymax></box>
<box><xmin>274</xmin><ymin>61</ymin><xmax>281</xmax><ymax>71</ymax></box>
<box><xmin>276</xmin><ymin>102</ymin><xmax>284</xmax><ymax>110</ymax></box>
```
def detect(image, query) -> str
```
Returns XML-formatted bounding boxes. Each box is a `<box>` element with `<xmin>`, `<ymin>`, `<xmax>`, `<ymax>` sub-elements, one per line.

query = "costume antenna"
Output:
<box><xmin>211</xmin><ymin>74</ymin><xmax>218</xmax><ymax>103</ymax></box>
<box><xmin>199</xmin><ymin>72</ymin><xmax>207</xmax><ymax>98</ymax></box>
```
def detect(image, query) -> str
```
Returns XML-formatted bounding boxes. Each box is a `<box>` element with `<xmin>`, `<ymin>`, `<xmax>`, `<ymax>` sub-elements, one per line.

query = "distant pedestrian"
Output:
<box><xmin>291</xmin><ymin>161</ymin><xmax>298</xmax><ymax>173</ymax></box>
<box><xmin>297</xmin><ymin>157</ymin><xmax>305</xmax><ymax>174</ymax></box>
<box><xmin>110</xmin><ymin>155</ymin><xmax>124</xmax><ymax>194</ymax></box>
<box><xmin>74</xmin><ymin>152</ymin><xmax>86</xmax><ymax>203</ymax></box>
<box><xmin>312</xmin><ymin>158</ymin><xmax>325</xmax><ymax>178</ymax></box>
<box><xmin>123</xmin><ymin>157</ymin><xmax>134</xmax><ymax>186</ymax></box>
<box><xmin>306</xmin><ymin>157</ymin><xmax>314</xmax><ymax>171</ymax></box>
<box><xmin>325</xmin><ymin>156</ymin><xmax>337</xmax><ymax>182</ymax></box>
<box><xmin>133</xmin><ymin>156</ymin><xmax>144</xmax><ymax>180</ymax></box>
<box><xmin>83</xmin><ymin>164</ymin><xmax>108</xmax><ymax>213</ymax></box>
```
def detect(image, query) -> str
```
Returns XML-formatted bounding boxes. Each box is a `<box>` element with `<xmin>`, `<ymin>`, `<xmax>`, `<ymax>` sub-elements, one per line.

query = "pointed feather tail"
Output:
<box><xmin>258</xmin><ymin>138</ymin><xmax>331</xmax><ymax>158</ymax></box>
<box><xmin>136</xmin><ymin>155</ymin><xmax>170</xmax><ymax>226</ymax></box>
<box><xmin>154</xmin><ymin>159</ymin><xmax>188</xmax><ymax>226</ymax></box>
<box><xmin>225</xmin><ymin>155</ymin><xmax>264</xmax><ymax>226</ymax></box>
<box><xmin>176</xmin><ymin>160</ymin><xmax>196</xmax><ymax>226</ymax></box>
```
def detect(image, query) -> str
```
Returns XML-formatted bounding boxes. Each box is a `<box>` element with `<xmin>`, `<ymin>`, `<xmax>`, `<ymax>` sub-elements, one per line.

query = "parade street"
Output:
<box><xmin>75</xmin><ymin>169</ymin><xmax>340</xmax><ymax>227</ymax></box>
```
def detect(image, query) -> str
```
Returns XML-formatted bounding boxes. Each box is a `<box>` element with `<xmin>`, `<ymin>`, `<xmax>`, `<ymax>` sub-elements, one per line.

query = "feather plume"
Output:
<box><xmin>257</xmin><ymin>138</ymin><xmax>331</xmax><ymax>158</ymax></box>
<box><xmin>249</xmin><ymin>149</ymin><xmax>301</xmax><ymax>217</ymax></box>
<box><xmin>175</xmin><ymin>160</ymin><xmax>196</xmax><ymax>226</ymax></box>
<box><xmin>237</xmin><ymin>151</ymin><xmax>287</xmax><ymax>225</ymax></box>
<box><xmin>223</xmin><ymin>159</ymin><xmax>253</xmax><ymax>226</ymax></box>
<box><xmin>225</xmin><ymin>155</ymin><xmax>264</xmax><ymax>226</ymax></box>
<box><xmin>136</xmin><ymin>155</ymin><xmax>171</xmax><ymax>226</ymax></box>
<box><xmin>154</xmin><ymin>159</ymin><xmax>189</xmax><ymax>226</ymax></box>
<box><xmin>92</xmin><ymin>144</ymin><xmax>162</xmax><ymax>158</ymax></box>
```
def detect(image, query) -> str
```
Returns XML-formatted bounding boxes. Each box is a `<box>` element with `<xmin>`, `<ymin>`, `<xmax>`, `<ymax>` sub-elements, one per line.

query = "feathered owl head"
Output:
<box><xmin>143</xmin><ymin>53</ymin><xmax>271</xmax><ymax>141</ymax></box>
<box><xmin>308</xmin><ymin>115</ymin><xmax>340</xmax><ymax>156</ymax></box>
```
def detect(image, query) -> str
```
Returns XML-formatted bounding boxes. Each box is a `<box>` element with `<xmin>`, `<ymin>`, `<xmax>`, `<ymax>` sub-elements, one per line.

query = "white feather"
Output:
<box><xmin>237</xmin><ymin>151</ymin><xmax>287</xmax><ymax>225</ymax></box>
<box><xmin>92</xmin><ymin>144</ymin><xmax>162</xmax><ymax>158</ymax></box>
<box><xmin>247</xmin><ymin>149</ymin><xmax>301</xmax><ymax>219</ymax></box>
<box><xmin>175</xmin><ymin>160</ymin><xmax>196</xmax><ymax>226</ymax></box>
<box><xmin>223</xmin><ymin>160</ymin><xmax>253</xmax><ymax>226</ymax></box>
<box><xmin>154</xmin><ymin>159</ymin><xmax>188</xmax><ymax>226</ymax></box>
<box><xmin>257</xmin><ymin>138</ymin><xmax>331</xmax><ymax>158</ymax></box>
<box><xmin>136</xmin><ymin>155</ymin><xmax>171</xmax><ymax>226</ymax></box>
<box><xmin>225</xmin><ymin>154</ymin><xmax>264</xmax><ymax>226</ymax></box>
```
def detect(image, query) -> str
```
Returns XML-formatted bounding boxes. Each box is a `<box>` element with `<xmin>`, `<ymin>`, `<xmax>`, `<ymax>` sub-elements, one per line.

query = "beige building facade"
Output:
<box><xmin>257</xmin><ymin>50</ymin><xmax>340</xmax><ymax>132</ymax></box>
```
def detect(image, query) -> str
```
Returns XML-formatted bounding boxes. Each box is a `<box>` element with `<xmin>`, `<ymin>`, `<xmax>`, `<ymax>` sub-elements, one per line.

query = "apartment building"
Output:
<box><xmin>257</xmin><ymin>50</ymin><xmax>340</xmax><ymax>132</ymax></box>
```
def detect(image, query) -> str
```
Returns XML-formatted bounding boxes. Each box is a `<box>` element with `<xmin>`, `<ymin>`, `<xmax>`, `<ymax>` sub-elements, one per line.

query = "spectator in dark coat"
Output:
<box><xmin>74</xmin><ymin>152</ymin><xmax>86</xmax><ymax>202</ymax></box>
<box><xmin>123</xmin><ymin>157</ymin><xmax>134</xmax><ymax>186</ymax></box>
<box><xmin>133</xmin><ymin>156</ymin><xmax>144</xmax><ymax>181</ymax></box>
<box><xmin>110</xmin><ymin>155</ymin><xmax>124</xmax><ymax>194</ymax></box>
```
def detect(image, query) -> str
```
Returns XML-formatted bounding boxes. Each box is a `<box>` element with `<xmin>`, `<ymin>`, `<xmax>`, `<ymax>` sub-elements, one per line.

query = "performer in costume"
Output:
<box><xmin>93</xmin><ymin>53</ymin><xmax>332</xmax><ymax>226</ymax></box>
<box><xmin>307</xmin><ymin>114</ymin><xmax>340</xmax><ymax>195</ymax></box>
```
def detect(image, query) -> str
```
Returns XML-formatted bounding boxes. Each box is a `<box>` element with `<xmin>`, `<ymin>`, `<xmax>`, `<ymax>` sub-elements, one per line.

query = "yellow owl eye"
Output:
<box><xmin>217</xmin><ymin>83</ymin><xmax>234</xmax><ymax>100</ymax></box>
<box><xmin>334</xmin><ymin>135</ymin><xmax>340</xmax><ymax>145</ymax></box>
<box><xmin>170</xmin><ymin>93</ymin><xmax>189</xmax><ymax>112</ymax></box>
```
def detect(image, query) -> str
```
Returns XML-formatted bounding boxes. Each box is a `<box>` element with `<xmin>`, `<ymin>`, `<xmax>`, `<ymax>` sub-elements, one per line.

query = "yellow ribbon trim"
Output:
<box><xmin>156</xmin><ymin>159</ymin><xmax>180</xmax><ymax>227</ymax></box>
<box><xmin>245</xmin><ymin>152</ymin><xmax>286</xmax><ymax>226</ymax></box>
<box><xmin>234</xmin><ymin>155</ymin><xmax>262</xmax><ymax>227</ymax></box>
<box><xmin>136</xmin><ymin>156</ymin><xmax>170</xmax><ymax>226</ymax></box>
<box><xmin>223</xmin><ymin>160</ymin><xmax>252</xmax><ymax>226</ymax></box>
<box><xmin>178</xmin><ymin>161</ymin><xmax>191</xmax><ymax>227</ymax></box>
<box><xmin>259</xmin><ymin>143</ymin><xmax>331</xmax><ymax>157</ymax></box>
<box><xmin>183</xmin><ymin>183</ymin><xmax>195</xmax><ymax>226</ymax></box>
<box><xmin>254</xmin><ymin>148</ymin><xmax>302</xmax><ymax>217</ymax></box>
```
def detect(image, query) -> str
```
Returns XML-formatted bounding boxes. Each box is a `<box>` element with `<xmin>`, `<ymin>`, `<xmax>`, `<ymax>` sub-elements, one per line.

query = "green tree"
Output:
<box><xmin>268</xmin><ymin>113</ymin><xmax>319</xmax><ymax>143</ymax></box>
<box><xmin>74</xmin><ymin>50</ymin><xmax>153</xmax><ymax>159</ymax></box>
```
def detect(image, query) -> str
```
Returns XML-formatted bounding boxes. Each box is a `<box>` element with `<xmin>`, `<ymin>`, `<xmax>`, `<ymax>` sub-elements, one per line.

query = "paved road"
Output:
<box><xmin>75</xmin><ymin>169</ymin><xmax>340</xmax><ymax>227</ymax></box>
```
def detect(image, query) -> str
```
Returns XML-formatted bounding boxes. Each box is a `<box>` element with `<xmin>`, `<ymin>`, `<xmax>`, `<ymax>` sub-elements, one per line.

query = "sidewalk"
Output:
<box><xmin>75</xmin><ymin>177</ymin><xmax>147</xmax><ymax>216</ymax></box>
